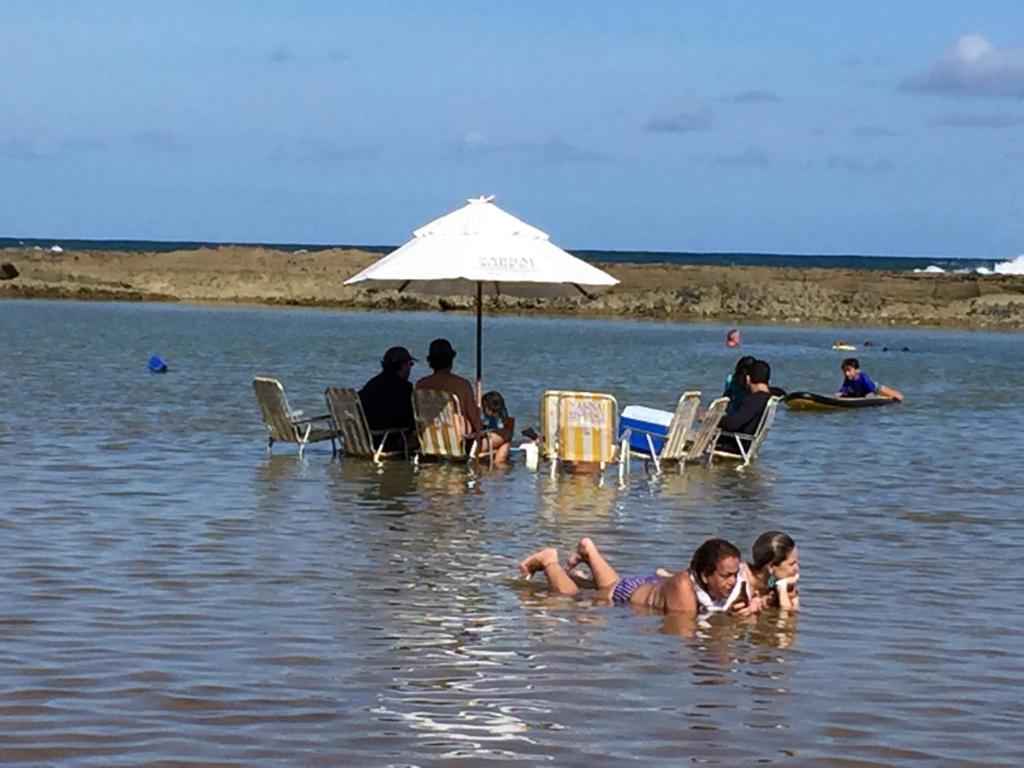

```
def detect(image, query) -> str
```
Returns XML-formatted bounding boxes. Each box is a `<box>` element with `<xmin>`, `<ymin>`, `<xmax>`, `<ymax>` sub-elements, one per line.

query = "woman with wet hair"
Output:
<box><xmin>746</xmin><ymin>531</ymin><xmax>801</xmax><ymax>610</ymax></box>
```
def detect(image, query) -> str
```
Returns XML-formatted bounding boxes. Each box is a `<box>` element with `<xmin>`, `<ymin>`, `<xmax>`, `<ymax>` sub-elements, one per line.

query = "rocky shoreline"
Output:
<box><xmin>3</xmin><ymin>245</ymin><xmax>1024</xmax><ymax>329</ymax></box>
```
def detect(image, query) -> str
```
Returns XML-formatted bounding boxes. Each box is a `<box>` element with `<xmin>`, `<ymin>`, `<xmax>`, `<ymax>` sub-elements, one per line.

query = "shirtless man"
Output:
<box><xmin>415</xmin><ymin>338</ymin><xmax>483</xmax><ymax>434</ymax></box>
<box><xmin>519</xmin><ymin>537</ymin><xmax>761</xmax><ymax>616</ymax></box>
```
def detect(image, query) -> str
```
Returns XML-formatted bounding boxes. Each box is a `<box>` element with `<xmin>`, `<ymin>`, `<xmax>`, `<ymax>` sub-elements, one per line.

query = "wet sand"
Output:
<box><xmin>3</xmin><ymin>245</ymin><xmax>1024</xmax><ymax>329</ymax></box>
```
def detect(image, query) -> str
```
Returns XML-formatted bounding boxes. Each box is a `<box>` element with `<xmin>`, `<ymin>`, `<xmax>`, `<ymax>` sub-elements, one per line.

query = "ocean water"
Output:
<box><xmin>1</xmin><ymin>299</ymin><xmax>1023</xmax><ymax>766</ymax></box>
<box><xmin>1</xmin><ymin>236</ymin><xmax>1013</xmax><ymax>273</ymax></box>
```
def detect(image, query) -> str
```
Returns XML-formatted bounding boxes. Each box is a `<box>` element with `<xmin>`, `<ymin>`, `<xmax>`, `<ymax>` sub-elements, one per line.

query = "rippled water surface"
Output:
<box><xmin>2</xmin><ymin>300</ymin><xmax>1023</xmax><ymax>767</ymax></box>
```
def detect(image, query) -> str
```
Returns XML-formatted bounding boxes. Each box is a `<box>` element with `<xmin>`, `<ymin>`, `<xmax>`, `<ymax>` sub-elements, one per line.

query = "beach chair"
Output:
<box><xmin>412</xmin><ymin>388</ymin><xmax>495</xmax><ymax>467</ymax></box>
<box><xmin>252</xmin><ymin>377</ymin><xmax>338</xmax><ymax>458</ymax></box>
<box><xmin>682</xmin><ymin>396</ymin><xmax>729</xmax><ymax>466</ymax></box>
<box><xmin>324</xmin><ymin>387</ymin><xmax>410</xmax><ymax>464</ymax></box>
<box><xmin>552</xmin><ymin>391</ymin><xmax>628</xmax><ymax>483</ymax></box>
<box><xmin>712</xmin><ymin>395</ymin><xmax>782</xmax><ymax>466</ymax></box>
<box><xmin>623</xmin><ymin>390</ymin><xmax>702</xmax><ymax>475</ymax></box>
<box><xmin>537</xmin><ymin>389</ymin><xmax>572</xmax><ymax>469</ymax></box>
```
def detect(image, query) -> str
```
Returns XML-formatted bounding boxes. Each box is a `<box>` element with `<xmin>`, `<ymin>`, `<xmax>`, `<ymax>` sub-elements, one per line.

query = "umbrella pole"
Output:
<box><xmin>475</xmin><ymin>282</ymin><xmax>483</xmax><ymax>406</ymax></box>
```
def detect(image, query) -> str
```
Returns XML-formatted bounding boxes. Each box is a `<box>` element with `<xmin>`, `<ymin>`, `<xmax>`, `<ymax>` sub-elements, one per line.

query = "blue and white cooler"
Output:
<box><xmin>620</xmin><ymin>405</ymin><xmax>674</xmax><ymax>455</ymax></box>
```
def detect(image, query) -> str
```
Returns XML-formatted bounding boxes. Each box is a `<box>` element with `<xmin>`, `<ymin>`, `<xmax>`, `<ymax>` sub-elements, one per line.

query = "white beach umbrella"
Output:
<box><xmin>344</xmin><ymin>195</ymin><xmax>619</xmax><ymax>400</ymax></box>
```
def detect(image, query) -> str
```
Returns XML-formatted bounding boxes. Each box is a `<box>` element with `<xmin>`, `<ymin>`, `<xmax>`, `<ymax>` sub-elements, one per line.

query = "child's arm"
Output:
<box><xmin>878</xmin><ymin>384</ymin><xmax>903</xmax><ymax>402</ymax></box>
<box><xmin>499</xmin><ymin>415</ymin><xmax>516</xmax><ymax>442</ymax></box>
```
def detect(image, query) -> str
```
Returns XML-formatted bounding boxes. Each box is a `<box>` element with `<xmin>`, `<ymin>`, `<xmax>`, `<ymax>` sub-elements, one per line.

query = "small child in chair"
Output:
<box><xmin>481</xmin><ymin>391</ymin><xmax>516</xmax><ymax>464</ymax></box>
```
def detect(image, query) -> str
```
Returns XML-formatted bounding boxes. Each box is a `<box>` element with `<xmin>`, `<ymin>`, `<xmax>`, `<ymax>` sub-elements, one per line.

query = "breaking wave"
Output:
<box><xmin>914</xmin><ymin>254</ymin><xmax>1024</xmax><ymax>275</ymax></box>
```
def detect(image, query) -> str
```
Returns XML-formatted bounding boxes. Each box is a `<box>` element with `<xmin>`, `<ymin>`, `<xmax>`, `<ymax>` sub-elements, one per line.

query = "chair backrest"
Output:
<box><xmin>557</xmin><ymin>392</ymin><xmax>619</xmax><ymax>464</ymax></box>
<box><xmin>253</xmin><ymin>377</ymin><xmax>299</xmax><ymax>443</ymax></box>
<box><xmin>686</xmin><ymin>396</ymin><xmax>729</xmax><ymax>461</ymax></box>
<box><xmin>661</xmin><ymin>390</ymin><xmax>702</xmax><ymax>460</ymax></box>
<box><xmin>324</xmin><ymin>387</ymin><xmax>374</xmax><ymax>458</ymax></box>
<box><xmin>743</xmin><ymin>395</ymin><xmax>782</xmax><ymax>462</ymax></box>
<box><xmin>413</xmin><ymin>388</ymin><xmax>469</xmax><ymax>459</ymax></box>
<box><xmin>540</xmin><ymin>389</ymin><xmax>571</xmax><ymax>460</ymax></box>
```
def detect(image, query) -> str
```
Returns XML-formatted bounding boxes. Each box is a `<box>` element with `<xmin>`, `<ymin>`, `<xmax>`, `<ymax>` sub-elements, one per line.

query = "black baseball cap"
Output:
<box><xmin>382</xmin><ymin>346</ymin><xmax>416</xmax><ymax>365</ymax></box>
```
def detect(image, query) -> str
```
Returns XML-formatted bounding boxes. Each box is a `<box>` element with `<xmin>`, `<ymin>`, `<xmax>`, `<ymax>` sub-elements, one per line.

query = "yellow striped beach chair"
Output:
<box><xmin>324</xmin><ymin>387</ymin><xmax>409</xmax><ymax>465</ymax></box>
<box><xmin>539</xmin><ymin>389</ymin><xmax>572</xmax><ymax>465</ymax></box>
<box><xmin>412</xmin><ymin>389</ymin><xmax>494</xmax><ymax>467</ymax></box>
<box><xmin>553</xmin><ymin>391</ymin><xmax>627</xmax><ymax>482</ymax></box>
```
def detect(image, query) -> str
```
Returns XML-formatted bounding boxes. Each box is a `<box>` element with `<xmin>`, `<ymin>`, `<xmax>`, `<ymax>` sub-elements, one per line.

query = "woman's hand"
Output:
<box><xmin>774</xmin><ymin>573</ymin><xmax>800</xmax><ymax>592</ymax></box>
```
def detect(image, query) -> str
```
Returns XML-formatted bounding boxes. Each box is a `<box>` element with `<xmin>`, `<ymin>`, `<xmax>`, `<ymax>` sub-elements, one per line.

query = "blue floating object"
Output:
<box><xmin>148</xmin><ymin>355</ymin><xmax>168</xmax><ymax>373</ymax></box>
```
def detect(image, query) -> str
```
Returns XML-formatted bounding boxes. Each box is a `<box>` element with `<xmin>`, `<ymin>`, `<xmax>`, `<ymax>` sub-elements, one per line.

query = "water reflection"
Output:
<box><xmin>535</xmin><ymin>474</ymin><xmax>621</xmax><ymax>527</ymax></box>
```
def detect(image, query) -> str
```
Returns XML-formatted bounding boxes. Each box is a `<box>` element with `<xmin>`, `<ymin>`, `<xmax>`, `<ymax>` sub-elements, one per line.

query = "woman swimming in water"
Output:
<box><xmin>519</xmin><ymin>537</ymin><xmax>761</xmax><ymax>616</ymax></box>
<box><xmin>745</xmin><ymin>531</ymin><xmax>801</xmax><ymax>610</ymax></box>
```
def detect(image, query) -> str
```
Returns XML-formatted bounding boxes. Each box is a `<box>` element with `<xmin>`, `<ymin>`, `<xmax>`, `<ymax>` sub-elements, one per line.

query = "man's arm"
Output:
<box><xmin>398</xmin><ymin>382</ymin><xmax>415</xmax><ymax>429</ymax></box>
<box><xmin>461</xmin><ymin>381</ymin><xmax>483</xmax><ymax>433</ymax></box>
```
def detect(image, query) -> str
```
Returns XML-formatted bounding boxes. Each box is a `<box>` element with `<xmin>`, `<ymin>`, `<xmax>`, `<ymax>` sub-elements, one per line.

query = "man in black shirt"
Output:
<box><xmin>358</xmin><ymin>346</ymin><xmax>416</xmax><ymax>451</ymax></box>
<box><xmin>716</xmin><ymin>359</ymin><xmax>772</xmax><ymax>454</ymax></box>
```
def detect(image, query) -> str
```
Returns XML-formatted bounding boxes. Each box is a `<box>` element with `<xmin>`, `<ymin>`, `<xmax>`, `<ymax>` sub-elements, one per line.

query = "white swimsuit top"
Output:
<box><xmin>690</xmin><ymin>570</ymin><xmax>748</xmax><ymax>613</ymax></box>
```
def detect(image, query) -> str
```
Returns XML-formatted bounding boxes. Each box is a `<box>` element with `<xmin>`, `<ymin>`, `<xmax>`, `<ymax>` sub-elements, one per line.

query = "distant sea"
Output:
<box><xmin>1</xmin><ymin>236</ymin><xmax>1013</xmax><ymax>273</ymax></box>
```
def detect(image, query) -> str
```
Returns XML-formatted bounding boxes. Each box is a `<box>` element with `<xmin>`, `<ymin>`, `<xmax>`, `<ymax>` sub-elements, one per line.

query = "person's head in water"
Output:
<box><xmin>841</xmin><ymin>357</ymin><xmax>861</xmax><ymax>380</ymax></box>
<box><xmin>751</xmin><ymin>531</ymin><xmax>799</xmax><ymax>582</ymax></box>
<box><xmin>481</xmin><ymin>391</ymin><xmax>508</xmax><ymax>422</ymax></box>
<box><xmin>726</xmin><ymin>328</ymin><xmax>741</xmax><ymax>348</ymax></box>
<box><xmin>381</xmin><ymin>346</ymin><xmax>415</xmax><ymax>379</ymax></box>
<box><xmin>746</xmin><ymin>359</ymin><xmax>771</xmax><ymax>388</ymax></box>
<box><xmin>427</xmin><ymin>339</ymin><xmax>456</xmax><ymax>372</ymax></box>
<box><xmin>690</xmin><ymin>538</ymin><xmax>742</xmax><ymax>600</ymax></box>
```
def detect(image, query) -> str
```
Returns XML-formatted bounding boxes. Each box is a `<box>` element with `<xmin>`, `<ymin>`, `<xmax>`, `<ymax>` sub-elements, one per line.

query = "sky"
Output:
<box><xmin>2</xmin><ymin>1</ymin><xmax>1024</xmax><ymax>257</ymax></box>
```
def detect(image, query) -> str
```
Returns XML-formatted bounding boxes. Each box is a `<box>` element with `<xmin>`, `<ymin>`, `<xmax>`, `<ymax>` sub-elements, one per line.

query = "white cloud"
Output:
<box><xmin>900</xmin><ymin>34</ymin><xmax>1024</xmax><ymax>98</ymax></box>
<box><xmin>133</xmin><ymin>130</ymin><xmax>187</xmax><ymax>153</ymax></box>
<box><xmin>454</xmin><ymin>132</ymin><xmax>602</xmax><ymax>163</ymax></box>
<box><xmin>271</xmin><ymin>138</ymin><xmax>380</xmax><ymax>163</ymax></box>
<box><xmin>719</xmin><ymin>90</ymin><xmax>780</xmax><ymax>104</ymax></box>
<box><xmin>0</xmin><ymin>135</ymin><xmax>105</xmax><ymax>159</ymax></box>
<box><xmin>928</xmin><ymin>112</ymin><xmax>1024</xmax><ymax>128</ymax></box>
<box><xmin>713</xmin><ymin>145</ymin><xmax>771</xmax><ymax>168</ymax></box>
<box><xmin>854</xmin><ymin>126</ymin><xmax>900</xmax><ymax>138</ymax></box>
<box><xmin>269</xmin><ymin>45</ymin><xmax>293</xmax><ymax>63</ymax></box>
<box><xmin>644</xmin><ymin>107</ymin><xmax>714</xmax><ymax>133</ymax></box>
<box><xmin>826</xmin><ymin>154</ymin><xmax>894</xmax><ymax>173</ymax></box>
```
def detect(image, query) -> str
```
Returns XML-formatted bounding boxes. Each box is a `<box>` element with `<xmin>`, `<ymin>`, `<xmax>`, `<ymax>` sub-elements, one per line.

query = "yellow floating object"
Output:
<box><xmin>832</xmin><ymin>342</ymin><xmax>857</xmax><ymax>351</ymax></box>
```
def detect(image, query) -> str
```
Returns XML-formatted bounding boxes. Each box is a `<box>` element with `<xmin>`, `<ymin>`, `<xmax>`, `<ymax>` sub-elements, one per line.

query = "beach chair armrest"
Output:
<box><xmin>291</xmin><ymin>412</ymin><xmax>332</xmax><ymax>426</ymax></box>
<box><xmin>718</xmin><ymin>430</ymin><xmax>753</xmax><ymax>442</ymax></box>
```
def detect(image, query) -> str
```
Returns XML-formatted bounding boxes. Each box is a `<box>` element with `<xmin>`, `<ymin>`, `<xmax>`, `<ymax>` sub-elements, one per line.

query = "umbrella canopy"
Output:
<box><xmin>344</xmin><ymin>196</ymin><xmax>618</xmax><ymax>298</ymax></box>
<box><xmin>344</xmin><ymin>196</ymin><xmax>619</xmax><ymax>402</ymax></box>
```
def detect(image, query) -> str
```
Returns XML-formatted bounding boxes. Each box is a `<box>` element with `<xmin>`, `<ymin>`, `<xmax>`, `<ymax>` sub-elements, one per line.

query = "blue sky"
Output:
<box><xmin>2</xmin><ymin>1</ymin><xmax>1024</xmax><ymax>257</ymax></box>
